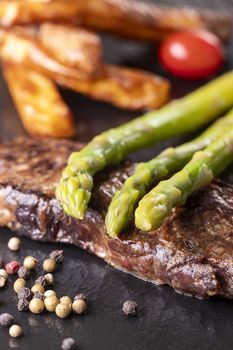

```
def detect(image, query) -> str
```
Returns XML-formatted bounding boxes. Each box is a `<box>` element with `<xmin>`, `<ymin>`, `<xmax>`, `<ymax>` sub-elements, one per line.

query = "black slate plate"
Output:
<box><xmin>1</xmin><ymin>1</ymin><xmax>233</xmax><ymax>349</ymax></box>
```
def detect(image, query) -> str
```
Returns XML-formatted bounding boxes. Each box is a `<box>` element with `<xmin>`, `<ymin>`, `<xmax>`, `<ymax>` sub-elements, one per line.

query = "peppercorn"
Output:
<box><xmin>0</xmin><ymin>313</ymin><xmax>14</xmax><ymax>327</ymax></box>
<box><xmin>122</xmin><ymin>300</ymin><xmax>138</xmax><ymax>316</ymax></box>
<box><xmin>14</xmin><ymin>278</ymin><xmax>26</xmax><ymax>293</ymax></box>
<box><xmin>18</xmin><ymin>298</ymin><xmax>29</xmax><ymax>312</ymax></box>
<box><xmin>18</xmin><ymin>266</ymin><xmax>30</xmax><ymax>279</ymax></box>
<box><xmin>43</xmin><ymin>259</ymin><xmax>56</xmax><ymax>273</ymax></box>
<box><xmin>31</xmin><ymin>284</ymin><xmax>45</xmax><ymax>294</ymax></box>
<box><xmin>44</xmin><ymin>273</ymin><xmax>54</xmax><ymax>285</ymax></box>
<box><xmin>35</xmin><ymin>276</ymin><xmax>46</xmax><ymax>286</ymax></box>
<box><xmin>0</xmin><ymin>258</ymin><xmax>4</xmax><ymax>269</ymax></box>
<box><xmin>9</xmin><ymin>325</ymin><xmax>22</xmax><ymax>338</ymax></box>
<box><xmin>29</xmin><ymin>298</ymin><xmax>44</xmax><ymax>314</ymax></box>
<box><xmin>44</xmin><ymin>290</ymin><xmax>56</xmax><ymax>298</ymax></box>
<box><xmin>60</xmin><ymin>296</ymin><xmax>72</xmax><ymax>306</ymax></box>
<box><xmin>49</xmin><ymin>250</ymin><xmax>64</xmax><ymax>263</ymax></box>
<box><xmin>74</xmin><ymin>294</ymin><xmax>86</xmax><ymax>301</ymax></box>
<box><xmin>72</xmin><ymin>299</ymin><xmax>87</xmax><ymax>315</ymax></box>
<box><xmin>0</xmin><ymin>269</ymin><xmax>8</xmax><ymax>279</ymax></box>
<box><xmin>23</xmin><ymin>256</ymin><xmax>37</xmax><ymax>270</ymax></box>
<box><xmin>8</xmin><ymin>237</ymin><xmax>21</xmax><ymax>251</ymax></box>
<box><xmin>5</xmin><ymin>261</ymin><xmax>21</xmax><ymax>275</ymax></box>
<box><xmin>55</xmin><ymin>303</ymin><xmax>71</xmax><ymax>319</ymax></box>
<box><xmin>33</xmin><ymin>292</ymin><xmax>45</xmax><ymax>300</ymax></box>
<box><xmin>0</xmin><ymin>275</ymin><xmax>6</xmax><ymax>288</ymax></box>
<box><xmin>44</xmin><ymin>295</ymin><xmax>59</xmax><ymax>312</ymax></box>
<box><xmin>18</xmin><ymin>287</ymin><xmax>32</xmax><ymax>301</ymax></box>
<box><xmin>61</xmin><ymin>338</ymin><xmax>77</xmax><ymax>350</ymax></box>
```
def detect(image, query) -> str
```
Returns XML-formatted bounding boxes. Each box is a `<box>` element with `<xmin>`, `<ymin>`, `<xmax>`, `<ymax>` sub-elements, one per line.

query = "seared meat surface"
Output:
<box><xmin>0</xmin><ymin>138</ymin><xmax>232</xmax><ymax>298</ymax></box>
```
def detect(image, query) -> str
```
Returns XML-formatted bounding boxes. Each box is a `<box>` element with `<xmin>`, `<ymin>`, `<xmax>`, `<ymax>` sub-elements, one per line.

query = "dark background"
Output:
<box><xmin>1</xmin><ymin>1</ymin><xmax>233</xmax><ymax>349</ymax></box>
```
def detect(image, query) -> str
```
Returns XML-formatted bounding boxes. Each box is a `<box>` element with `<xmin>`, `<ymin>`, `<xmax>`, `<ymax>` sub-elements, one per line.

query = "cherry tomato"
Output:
<box><xmin>159</xmin><ymin>30</ymin><xmax>224</xmax><ymax>80</ymax></box>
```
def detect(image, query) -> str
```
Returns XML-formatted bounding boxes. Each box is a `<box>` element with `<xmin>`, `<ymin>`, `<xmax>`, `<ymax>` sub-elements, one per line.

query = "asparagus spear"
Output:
<box><xmin>56</xmin><ymin>72</ymin><xmax>233</xmax><ymax>219</ymax></box>
<box><xmin>135</xmin><ymin>127</ymin><xmax>233</xmax><ymax>232</ymax></box>
<box><xmin>105</xmin><ymin>108</ymin><xmax>233</xmax><ymax>237</ymax></box>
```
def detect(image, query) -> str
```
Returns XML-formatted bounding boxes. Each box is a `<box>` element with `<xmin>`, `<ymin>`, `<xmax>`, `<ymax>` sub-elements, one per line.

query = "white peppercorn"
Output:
<box><xmin>43</xmin><ymin>259</ymin><xmax>56</xmax><ymax>273</ymax></box>
<box><xmin>14</xmin><ymin>278</ymin><xmax>26</xmax><ymax>293</ymax></box>
<box><xmin>0</xmin><ymin>269</ymin><xmax>8</xmax><ymax>279</ymax></box>
<box><xmin>31</xmin><ymin>284</ymin><xmax>45</xmax><ymax>294</ymax></box>
<box><xmin>60</xmin><ymin>296</ymin><xmax>72</xmax><ymax>306</ymax></box>
<box><xmin>23</xmin><ymin>256</ymin><xmax>37</xmax><ymax>270</ymax></box>
<box><xmin>44</xmin><ymin>290</ymin><xmax>56</xmax><ymax>298</ymax></box>
<box><xmin>72</xmin><ymin>299</ymin><xmax>87</xmax><ymax>315</ymax></box>
<box><xmin>0</xmin><ymin>313</ymin><xmax>14</xmax><ymax>327</ymax></box>
<box><xmin>55</xmin><ymin>303</ymin><xmax>71</xmax><ymax>318</ymax></box>
<box><xmin>29</xmin><ymin>298</ymin><xmax>44</xmax><ymax>314</ymax></box>
<box><xmin>44</xmin><ymin>295</ymin><xmax>59</xmax><ymax>312</ymax></box>
<box><xmin>9</xmin><ymin>325</ymin><xmax>22</xmax><ymax>338</ymax></box>
<box><xmin>8</xmin><ymin>237</ymin><xmax>21</xmax><ymax>251</ymax></box>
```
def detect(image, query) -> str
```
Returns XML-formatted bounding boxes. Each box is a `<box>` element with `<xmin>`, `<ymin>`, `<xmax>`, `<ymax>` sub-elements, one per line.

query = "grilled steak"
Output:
<box><xmin>0</xmin><ymin>138</ymin><xmax>233</xmax><ymax>299</ymax></box>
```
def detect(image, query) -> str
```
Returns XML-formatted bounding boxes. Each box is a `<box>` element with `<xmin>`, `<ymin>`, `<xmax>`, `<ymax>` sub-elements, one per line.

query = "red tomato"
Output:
<box><xmin>159</xmin><ymin>30</ymin><xmax>224</xmax><ymax>80</ymax></box>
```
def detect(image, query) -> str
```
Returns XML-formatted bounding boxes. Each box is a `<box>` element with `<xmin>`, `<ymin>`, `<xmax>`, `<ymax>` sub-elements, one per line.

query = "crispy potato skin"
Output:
<box><xmin>37</xmin><ymin>23</ymin><xmax>102</xmax><ymax>75</ymax></box>
<box><xmin>0</xmin><ymin>0</ymin><xmax>231</xmax><ymax>42</ymax></box>
<box><xmin>3</xmin><ymin>64</ymin><xmax>75</xmax><ymax>138</ymax></box>
<box><xmin>0</xmin><ymin>28</ymin><xmax>170</xmax><ymax>111</ymax></box>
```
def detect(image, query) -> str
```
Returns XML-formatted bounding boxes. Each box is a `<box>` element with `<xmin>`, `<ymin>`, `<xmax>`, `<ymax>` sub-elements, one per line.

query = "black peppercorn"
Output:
<box><xmin>49</xmin><ymin>250</ymin><xmax>64</xmax><ymax>263</ymax></box>
<box><xmin>33</xmin><ymin>292</ymin><xmax>45</xmax><ymax>300</ymax></box>
<box><xmin>18</xmin><ymin>298</ymin><xmax>29</xmax><ymax>311</ymax></box>
<box><xmin>61</xmin><ymin>338</ymin><xmax>76</xmax><ymax>350</ymax></box>
<box><xmin>35</xmin><ymin>276</ymin><xmax>46</xmax><ymax>286</ymax></box>
<box><xmin>18</xmin><ymin>287</ymin><xmax>32</xmax><ymax>301</ymax></box>
<box><xmin>18</xmin><ymin>266</ymin><xmax>30</xmax><ymax>279</ymax></box>
<box><xmin>122</xmin><ymin>300</ymin><xmax>138</xmax><ymax>316</ymax></box>
<box><xmin>74</xmin><ymin>293</ymin><xmax>86</xmax><ymax>301</ymax></box>
<box><xmin>0</xmin><ymin>313</ymin><xmax>14</xmax><ymax>327</ymax></box>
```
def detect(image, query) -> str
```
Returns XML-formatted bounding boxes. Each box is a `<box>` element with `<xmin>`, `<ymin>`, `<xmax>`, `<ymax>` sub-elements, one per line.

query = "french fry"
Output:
<box><xmin>0</xmin><ymin>0</ymin><xmax>231</xmax><ymax>42</ymax></box>
<box><xmin>3</xmin><ymin>64</ymin><xmax>75</xmax><ymax>138</ymax></box>
<box><xmin>0</xmin><ymin>29</ymin><xmax>170</xmax><ymax>111</ymax></box>
<box><xmin>37</xmin><ymin>23</ymin><xmax>102</xmax><ymax>75</ymax></box>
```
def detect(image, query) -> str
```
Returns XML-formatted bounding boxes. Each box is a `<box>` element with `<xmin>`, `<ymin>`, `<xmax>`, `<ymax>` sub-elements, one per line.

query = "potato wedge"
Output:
<box><xmin>56</xmin><ymin>64</ymin><xmax>170</xmax><ymax>111</ymax></box>
<box><xmin>79</xmin><ymin>0</ymin><xmax>232</xmax><ymax>42</ymax></box>
<box><xmin>37</xmin><ymin>23</ymin><xmax>102</xmax><ymax>75</ymax></box>
<box><xmin>3</xmin><ymin>64</ymin><xmax>75</xmax><ymax>138</ymax></box>
<box><xmin>0</xmin><ymin>0</ymin><xmax>82</xmax><ymax>27</ymax></box>
<box><xmin>0</xmin><ymin>27</ymin><xmax>101</xmax><ymax>80</ymax></box>
<box><xmin>0</xmin><ymin>29</ymin><xmax>170</xmax><ymax>111</ymax></box>
<box><xmin>0</xmin><ymin>0</ymin><xmax>231</xmax><ymax>42</ymax></box>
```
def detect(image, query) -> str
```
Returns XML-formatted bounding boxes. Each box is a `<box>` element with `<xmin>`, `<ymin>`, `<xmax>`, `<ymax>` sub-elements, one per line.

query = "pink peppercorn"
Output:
<box><xmin>5</xmin><ymin>261</ymin><xmax>21</xmax><ymax>275</ymax></box>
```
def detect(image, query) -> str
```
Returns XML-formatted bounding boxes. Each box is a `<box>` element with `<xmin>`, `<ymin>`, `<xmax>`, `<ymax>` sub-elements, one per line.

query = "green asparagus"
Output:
<box><xmin>56</xmin><ymin>72</ymin><xmax>233</xmax><ymax>219</ymax></box>
<box><xmin>135</xmin><ymin>127</ymin><xmax>233</xmax><ymax>232</ymax></box>
<box><xmin>105</xmin><ymin>108</ymin><xmax>233</xmax><ymax>237</ymax></box>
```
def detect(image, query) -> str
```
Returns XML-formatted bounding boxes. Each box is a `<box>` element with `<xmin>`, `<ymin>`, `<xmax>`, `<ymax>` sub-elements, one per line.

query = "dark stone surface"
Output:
<box><xmin>0</xmin><ymin>0</ymin><xmax>233</xmax><ymax>349</ymax></box>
